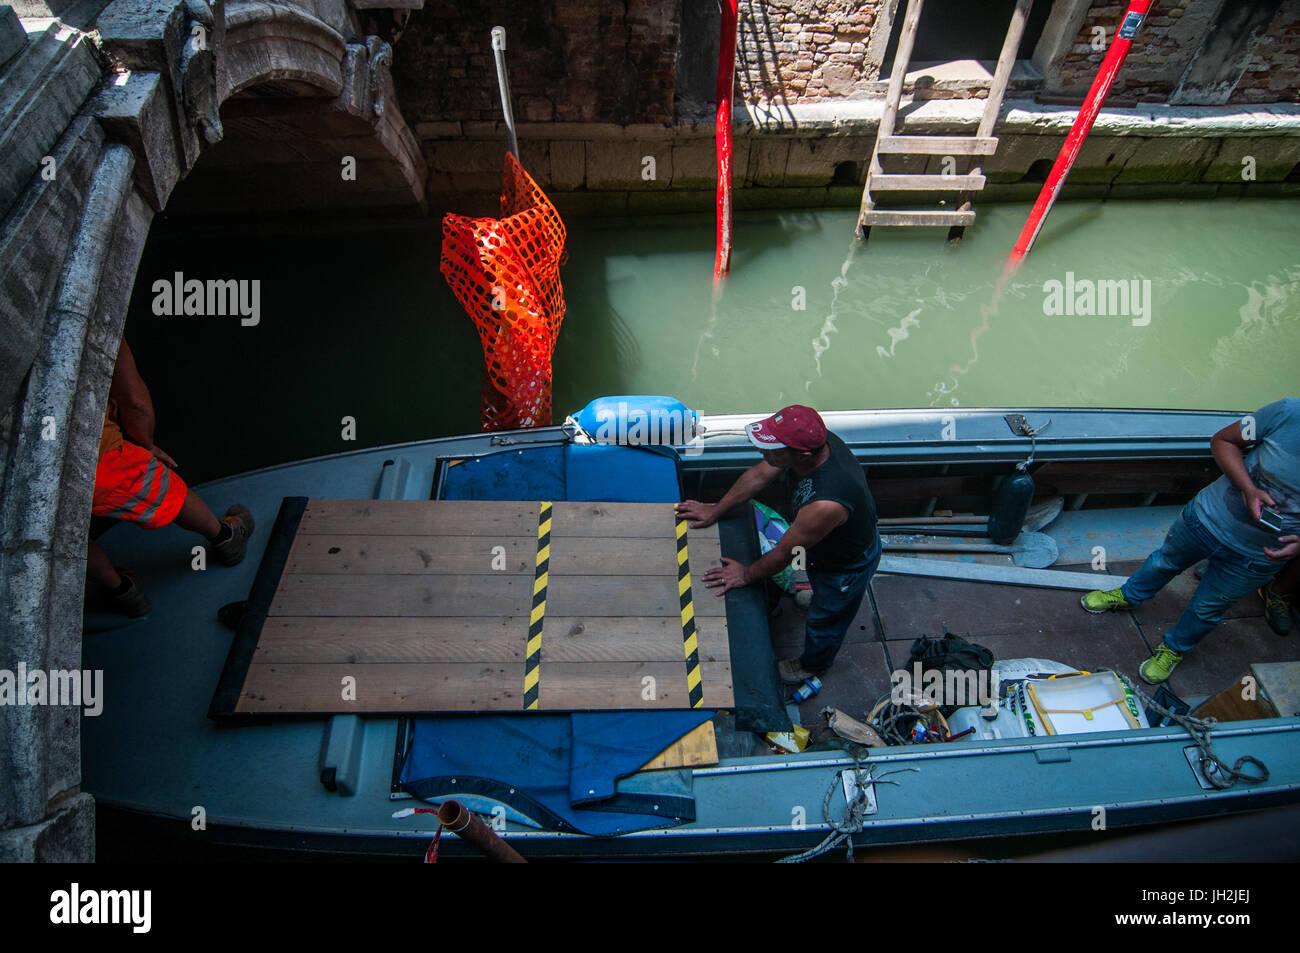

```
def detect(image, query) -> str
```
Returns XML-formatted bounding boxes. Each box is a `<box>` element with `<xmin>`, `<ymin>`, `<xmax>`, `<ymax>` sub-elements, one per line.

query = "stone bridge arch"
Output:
<box><xmin>0</xmin><ymin>0</ymin><xmax>426</xmax><ymax>860</ymax></box>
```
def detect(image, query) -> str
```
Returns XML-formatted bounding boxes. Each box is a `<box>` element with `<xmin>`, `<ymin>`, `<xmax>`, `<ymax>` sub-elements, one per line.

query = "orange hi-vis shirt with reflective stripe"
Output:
<box><xmin>93</xmin><ymin>399</ymin><xmax>187</xmax><ymax>529</ymax></box>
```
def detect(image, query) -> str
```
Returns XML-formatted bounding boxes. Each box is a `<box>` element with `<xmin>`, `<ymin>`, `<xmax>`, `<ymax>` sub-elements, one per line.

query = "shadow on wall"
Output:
<box><xmin>879</xmin><ymin>0</ymin><xmax>1052</xmax><ymax>76</ymax></box>
<box><xmin>738</xmin><ymin>0</ymin><xmax>796</xmax><ymax>127</ymax></box>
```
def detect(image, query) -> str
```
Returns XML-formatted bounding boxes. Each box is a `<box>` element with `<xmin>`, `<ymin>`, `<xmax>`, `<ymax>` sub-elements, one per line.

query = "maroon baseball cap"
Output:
<box><xmin>746</xmin><ymin>405</ymin><xmax>827</xmax><ymax>452</ymax></box>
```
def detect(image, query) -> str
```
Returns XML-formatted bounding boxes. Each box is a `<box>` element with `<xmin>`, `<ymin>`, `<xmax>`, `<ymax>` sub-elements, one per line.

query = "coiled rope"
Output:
<box><xmin>1118</xmin><ymin>673</ymin><xmax>1268</xmax><ymax>789</ymax></box>
<box><xmin>776</xmin><ymin>751</ymin><xmax>917</xmax><ymax>864</ymax></box>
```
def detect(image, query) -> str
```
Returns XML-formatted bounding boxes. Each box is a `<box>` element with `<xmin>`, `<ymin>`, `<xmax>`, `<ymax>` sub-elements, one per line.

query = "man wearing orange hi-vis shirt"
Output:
<box><xmin>88</xmin><ymin>338</ymin><xmax>255</xmax><ymax>616</ymax></box>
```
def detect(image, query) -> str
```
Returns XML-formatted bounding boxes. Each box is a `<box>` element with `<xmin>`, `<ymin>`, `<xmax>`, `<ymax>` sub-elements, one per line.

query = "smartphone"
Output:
<box><xmin>1259</xmin><ymin>506</ymin><xmax>1284</xmax><ymax>533</ymax></box>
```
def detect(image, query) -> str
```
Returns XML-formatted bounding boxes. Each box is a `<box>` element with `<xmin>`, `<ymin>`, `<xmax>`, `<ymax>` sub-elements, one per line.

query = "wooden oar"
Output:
<box><xmin>882</xmin><ymin>530</ymin><xmax>1059</xmax><ymax>569</ymax></box>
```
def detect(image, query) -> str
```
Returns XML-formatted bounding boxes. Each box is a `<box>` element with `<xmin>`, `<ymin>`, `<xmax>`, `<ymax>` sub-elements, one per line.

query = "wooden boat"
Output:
<box><xmin>82</xmin><ymin>403</ymin><xmax>1300</xmax><ymax>859</ymax></box>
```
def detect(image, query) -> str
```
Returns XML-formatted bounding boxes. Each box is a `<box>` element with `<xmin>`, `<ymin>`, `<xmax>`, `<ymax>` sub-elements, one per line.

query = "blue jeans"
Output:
<box><xmin>1121</xmin><ymin>502</ymin><xmax>1282</xmax><ymax>653</ymax></box>
<box><xmin>802</xmin><ymin>535</ymin><xmax>883</xmax><ymax>672</ymax></box>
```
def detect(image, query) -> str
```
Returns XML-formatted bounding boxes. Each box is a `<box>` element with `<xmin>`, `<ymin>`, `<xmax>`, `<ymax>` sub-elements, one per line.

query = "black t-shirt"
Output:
<box><xmin>786</xmin><ymin>432</ymin><xmax>878</xmax><ymax>570</ymax></box>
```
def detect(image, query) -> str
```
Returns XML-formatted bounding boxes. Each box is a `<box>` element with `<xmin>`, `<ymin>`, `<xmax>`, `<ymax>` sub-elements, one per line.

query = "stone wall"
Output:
<box><xmin>0</xmin><ymin>0</ymin><xmax>426</xmax><ymax>863</ymax></box>
<box><xmin>418</xmin><ymin>97</ymin><xmax>1300</xmax><ymax>220</ymax></box>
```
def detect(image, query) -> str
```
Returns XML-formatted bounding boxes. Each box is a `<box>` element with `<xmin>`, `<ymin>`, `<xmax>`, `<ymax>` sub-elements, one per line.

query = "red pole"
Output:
<box><xmin>1007</xmin><ymin>0</ymin><xmax>1152</xmax><ymax>266</ymax></box>
<box><xmin>715</xmin><ymin>0</ymin><xmax>738</xmax><ymax>277</ymax></box>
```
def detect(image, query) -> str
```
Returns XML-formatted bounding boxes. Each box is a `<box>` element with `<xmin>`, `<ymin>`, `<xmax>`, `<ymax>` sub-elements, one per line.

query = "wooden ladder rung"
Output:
<box><xmin>868</xmin><ymin>173</ymin><xmax>987</xmax><ymax>191</ymax></box>
<box><xmin>859</xmin><ymin>209</ymin><xmax>977</xmax><ymax>227</ymax></box>
<box><xmin>876</xmin><ymin>135</ymin><xmax>1000</xmax><ymax>156</ymax></box>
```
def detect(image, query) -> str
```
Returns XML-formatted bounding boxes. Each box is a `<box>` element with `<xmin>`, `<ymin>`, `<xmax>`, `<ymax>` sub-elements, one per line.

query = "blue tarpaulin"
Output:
<box><xmin>398</xmin><ymin>711</ymin><xmax>713</xmax><ymax>835</ymax></box>
<box><xmin>440</xmin><ymin>442</ymin><xmax>682</xmax><ymax>504</ymax></box>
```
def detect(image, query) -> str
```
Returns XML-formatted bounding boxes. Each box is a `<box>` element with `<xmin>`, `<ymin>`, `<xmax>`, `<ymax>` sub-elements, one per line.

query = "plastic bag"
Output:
<box><xmin>753</xmin><ymin>500</ymin><xmax>796</xmax><ymax>594</ymax></box>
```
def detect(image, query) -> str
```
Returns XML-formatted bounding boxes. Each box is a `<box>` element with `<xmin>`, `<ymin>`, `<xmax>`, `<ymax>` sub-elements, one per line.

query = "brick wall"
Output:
<box><xmin>735</xmin><ymin>0</ymin><xmax>883</xmax><ymax>105</ymax></box>
<box><xmin>394</xmin><ymin>0</ymin><xmax>1300</xmax><ymax>128</ymax></box>
<box><xmin>1055</xmin><ymin>0</ymin><xmax>1300</xmax><ymax>106</ymax></box>
<box><xmin>1056</xmin><ymin>1</ymin><xmax>1194</xmax><ymax>103</ymax></box>
<box><xmin>1230</xmin><ymin>2</ymin><xmax>1300</xmax><ymax>104</ymax></box>
<box><xmin>393</xmin><ymin>0</ymin><xmax>681</xmax><ymax>125</ymax></box>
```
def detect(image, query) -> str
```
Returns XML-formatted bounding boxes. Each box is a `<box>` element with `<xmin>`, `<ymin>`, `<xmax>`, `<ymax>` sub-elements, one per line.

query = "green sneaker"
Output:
<box><xmin>1080</xmin><ymin>588</ymin><xmax>1133</xmax><ymax>614</ymax></box>
<box><xmin>1258</xmin><ymin>584</ymin><xmax>1293</xmax><ymax>637</ymax></box>
<box><xmin>1139</xmin><ymin>643</ymin><xmax>1183</xmax><ymax>685</ymax></box>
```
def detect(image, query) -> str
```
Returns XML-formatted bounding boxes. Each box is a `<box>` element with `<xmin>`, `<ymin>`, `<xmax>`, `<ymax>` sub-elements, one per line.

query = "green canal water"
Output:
<box><xmin>125</xmin><ymin>199</ymin><xmax>1300</xmax><ymax>484</ymax></box>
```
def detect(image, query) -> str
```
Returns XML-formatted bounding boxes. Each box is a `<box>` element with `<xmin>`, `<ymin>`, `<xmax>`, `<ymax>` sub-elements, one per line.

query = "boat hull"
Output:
<box><xmin>82</xmin><ymin>406</ymin><xmax>1300</xmax><ymax>859</ymax></box>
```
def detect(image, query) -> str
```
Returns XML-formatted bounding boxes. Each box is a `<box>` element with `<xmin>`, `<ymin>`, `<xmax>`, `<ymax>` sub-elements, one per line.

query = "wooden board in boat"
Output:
<box><xmin>213</xmin><ymin>499</ymin><xmax>734</xmax><ymax>716</ymax></box>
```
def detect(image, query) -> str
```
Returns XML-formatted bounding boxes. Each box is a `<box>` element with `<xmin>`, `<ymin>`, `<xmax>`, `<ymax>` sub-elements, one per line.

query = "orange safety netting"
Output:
<box><xmin>440</xmin><ymin>152</ymin><xmax>567</xmax><ymax>431</ymax></box>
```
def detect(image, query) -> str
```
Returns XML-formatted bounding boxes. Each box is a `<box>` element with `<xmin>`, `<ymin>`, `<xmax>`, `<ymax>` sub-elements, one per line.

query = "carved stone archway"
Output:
<box><xmin>0</xmin><ymin>0</ymin><xmax>426</xmax><ymax>860</ymax></box>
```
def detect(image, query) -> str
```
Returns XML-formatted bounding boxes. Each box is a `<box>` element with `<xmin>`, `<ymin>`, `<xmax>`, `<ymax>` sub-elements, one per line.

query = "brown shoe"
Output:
<box><xmin>108</xmin><ymin>569</ymin><xmax>150</xmax><ymax>618</ymax></box>
<box><xmin>779</xmin><ymin>658</ymin><xmax>815</xmax><ymax>686</ymax></box>
<box><xmin>211</xmin><ymin>504</ymin><xmax>255</xmax><ymax>566</ymax></box>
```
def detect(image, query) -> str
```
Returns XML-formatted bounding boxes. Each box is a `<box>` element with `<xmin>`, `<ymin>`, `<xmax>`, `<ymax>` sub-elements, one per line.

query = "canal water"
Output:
<box><xmin>125</xmin><ymin>199</ymin><xmax>1300</xmax><ymax>484</ymax></box>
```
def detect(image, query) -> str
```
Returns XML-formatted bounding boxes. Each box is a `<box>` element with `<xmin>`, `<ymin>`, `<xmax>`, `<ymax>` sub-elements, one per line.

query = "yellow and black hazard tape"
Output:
<box><xmin>675</xmin><ymin>515</ymin><xmax>705</xmax><ymax>709</ymax></box>
<box><xmin>524</xmin><ymin>501</ymin><xmax>551</xmax><ymax>710</ymax></box>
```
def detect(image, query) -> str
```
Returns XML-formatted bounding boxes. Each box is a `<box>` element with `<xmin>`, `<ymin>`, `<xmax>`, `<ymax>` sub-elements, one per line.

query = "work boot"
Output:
<box><xmin>779</xmin><ymin>658</ymin><xmax>816</xmax><ymax>686</ymax></box>
<box><xmin>108</xmin><ymin>570</ymin><xmax>150</xmax><ymax>618</ymax></box>
<box><xmin>1139</xmin><ymin>643</ymin><xmax>1183</xmax><ymax>685</ymax></box>
<box><xmin>1080</xmin><ymin>587</ymin><xmax>1133</xmax><ymax>614</ymax></box>
<box><xmin>1258</xmin><ymin>584</ymin><xmax>1293</xmax><ymax>637</ymax></box>
<box><xmin>210</xmin><ymin>504</ymin><xmax>255</xmax><ymax>567</ymax></box>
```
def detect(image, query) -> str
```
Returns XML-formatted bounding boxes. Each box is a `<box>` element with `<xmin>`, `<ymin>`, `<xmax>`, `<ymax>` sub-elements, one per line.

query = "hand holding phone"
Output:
<box><xmin>1259</xmin><ymin>505</ymin><xmax>1284</xmax><ymax>533</ymax></box>
<box><xmin>1265</xmin><ymin>534</ymin><xmax>1300</xmax><ymax>561</ymax></box>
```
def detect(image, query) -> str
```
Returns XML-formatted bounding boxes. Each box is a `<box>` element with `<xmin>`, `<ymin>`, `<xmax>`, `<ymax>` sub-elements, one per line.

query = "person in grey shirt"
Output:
<box><xmin>1080</xmin><ymin>398</ymin><xmax>1300</xmax><ymax>683</ymax></box>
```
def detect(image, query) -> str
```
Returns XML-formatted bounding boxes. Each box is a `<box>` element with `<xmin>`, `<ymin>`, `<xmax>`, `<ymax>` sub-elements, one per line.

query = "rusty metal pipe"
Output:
<box><xmin>437</xmin><ymin>799</ymin><xmax>526</xmax><ymax>863</ymax></box>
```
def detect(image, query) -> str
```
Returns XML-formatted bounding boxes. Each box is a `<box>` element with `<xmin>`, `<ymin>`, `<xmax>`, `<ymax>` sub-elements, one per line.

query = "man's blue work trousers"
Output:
<box><xmin>802</xmin><ymin>535</ymin><xmax>883</xmax><ymax>672</ymax></box>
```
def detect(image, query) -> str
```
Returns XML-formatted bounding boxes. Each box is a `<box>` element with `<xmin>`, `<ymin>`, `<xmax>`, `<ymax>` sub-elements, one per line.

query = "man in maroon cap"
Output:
<box><xmin>677</xmin><ymin>405</ymin><xmax>880</xmax><ymax>685</ymax></box>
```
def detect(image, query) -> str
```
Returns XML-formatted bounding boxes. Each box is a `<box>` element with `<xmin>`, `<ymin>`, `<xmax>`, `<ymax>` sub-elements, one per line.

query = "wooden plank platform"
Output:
<box><xmin>230</xmin><ymin>499</ymin><xmax>735</xmax><ymax>715</ymax></box>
